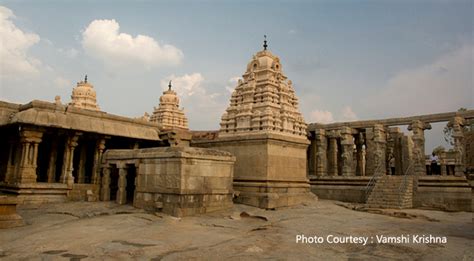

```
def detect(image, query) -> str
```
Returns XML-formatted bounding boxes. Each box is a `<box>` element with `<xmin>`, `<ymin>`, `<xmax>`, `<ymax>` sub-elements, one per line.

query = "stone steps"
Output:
<box><xmin>366</xmin><ymin>175</ymin><xmax>413</xmax><ymax>209</ymax></box>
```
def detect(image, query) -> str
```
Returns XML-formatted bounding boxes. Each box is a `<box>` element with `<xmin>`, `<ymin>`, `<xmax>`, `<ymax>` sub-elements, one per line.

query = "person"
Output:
<box><xmin>430</xmin><ymin>152</ymin><xmax>439</xmax><ymax>175</ymax></box>
<box><xmin>388</xmin><ymin>153</ymin><xmax>395</xmax><ymax>175</ymax></box>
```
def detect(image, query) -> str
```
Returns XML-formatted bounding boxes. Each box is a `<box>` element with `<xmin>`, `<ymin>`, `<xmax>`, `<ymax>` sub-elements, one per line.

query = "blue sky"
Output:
<box><xmin>0</xmin><ymin>0</ymin><xmax>472</xmax><ymax>152</ymax></box>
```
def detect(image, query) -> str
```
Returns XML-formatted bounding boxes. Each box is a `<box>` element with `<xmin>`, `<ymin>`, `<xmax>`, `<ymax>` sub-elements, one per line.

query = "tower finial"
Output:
<box><xmin>84</xmin><ymin>75</ymin><xmax>88</xmax><ymax>83</ymax></box>
<box><xmin>168</xmin><ymin>80</ymin><xmax>172</xmax><ymax>91</ymax></box>
<box><xmin>263</xmin><ymin>35</ymin><xmax>268</xmax><ymax>50</ymax></box>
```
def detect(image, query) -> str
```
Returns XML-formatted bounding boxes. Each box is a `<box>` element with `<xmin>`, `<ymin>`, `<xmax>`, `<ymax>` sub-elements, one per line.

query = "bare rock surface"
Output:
<box><xmin>0</xmin><ymin>200</ymin><xmax>472</xmax><ymax>260</ymax></box>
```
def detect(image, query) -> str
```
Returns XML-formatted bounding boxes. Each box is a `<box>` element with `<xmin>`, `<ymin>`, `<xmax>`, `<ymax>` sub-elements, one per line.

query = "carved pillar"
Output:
<box><xmin>315</xmin><ymin>129</ymin><xmax>327</xmax><ymax>176</ymax></box>
<box><xmin>340</xmin><ymin>127</ymin><xmax>355</xmax><ymax>176</ymax></box>
<box><xmin>60</xmin><ymin>133</ymin><xmax>80</xmax><ymax>187</ymax></box>
<box><xmin>448</xmin><ymin>116</ymin><xmax>465</xmax><ymax>176</ymax></box>
<box><xmin>5</xmin><ymin>139</ymin><xmax>16</xmax><ymax>184</ymax></box>
<box><xmin>308</xmin><ymin>132</ymin><xmax>317</xmax><ymax>177</ymax></box>
<box><xmin>92</xmin><ymin>138</ymin><xmax>106</xmax><ymax>185</ymax></box>
<box><xmin>439</xmin><ymin>150</ymin><xmax>447</xmax><ymax>176</ymax></box>
<box><xmin>355</xmin><ymin>132</ymin><xmax>365</xmax><ymax>176</ymax></box>
<box><xmin>100</xmin><ymin>166</ymin><xmax>111</xmax><ymax>201</ymax></box>
<box><xmin>365</xmin><ymin>124</ymin><xmax>386</xmax><ymax>176</ymax></box>
<box><xmin>116</xmin><ymin>165</ymin><xmax>127</xmax><ymax>204</ymax></box>
<box><xmin>327</xmin><ymin>130</ymin><xmax>339</xmax><ymax>176</ymax></box>
<box><xmin>16</xmin><ymin>129</ymin><xmax>43</xmax><ymax>184</ymax></box>
<box><xmin>77</xmin><ymin>144</ymin><xmax>87</xmax><ymax>183</ymax></box>
<box><xmin>408</xmin><ymin>120</ymin><xmax>431</xmax><ymax>176</ymax></box>
<box><xmin>133</xmin><ymin>162</ymin><xmax>139</xmax><ymax>203</ymax></box>
<box><xmin>46</xmin><ymin>139</ymin><xmax>58</xmax><ymax>183</ymax></box>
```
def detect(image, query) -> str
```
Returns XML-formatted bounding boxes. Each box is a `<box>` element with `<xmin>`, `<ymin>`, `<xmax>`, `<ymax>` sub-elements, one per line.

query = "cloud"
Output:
<box><xmin>54</xmin><ymin>76</ymin><xmax>71</xmax><ymax>88</ymax></box>
<box><xmin>367</xmin><ymin>44</ymin><xmax>474</xmax><ymax>117</ymax></box>
<box><xmin>58</xmin><ymin>47</ymin><xmax>78</xmax><ymax>58</ymax></box>
<box><xmin>160</xmin><ymin>73</ymin><xmax>205</xmax><ymax>97</ymax></box>
<box><xmin>225</xmin><ymin>76</ymin><xmax>241</xmax><ymax>93</ymax></box>
<box><xmin>341</xmin><ymin>106</ymin><xmax>358</xmax><ymax>121</ymax></box>
<box><xmin>82</xmin><ymin>19</ymin><xmax>183</xmax><ymax>69</ymax></box>
<box><xmin>0</xmin><ymin>5</ymin><xmax>41</xmax><ymax>80</ymax></box>
<box><xmin>310</xmin><ymin>110</ymin><xmax>334</xmax><ymax>124</ymax></box>
<box><xmin>156</xmin><ymin>73</ymin><xmax>228</xmax><ymax>129</ymax></box>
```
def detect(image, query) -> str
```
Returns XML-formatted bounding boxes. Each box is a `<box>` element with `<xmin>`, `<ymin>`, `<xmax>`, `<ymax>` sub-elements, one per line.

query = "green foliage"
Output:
<box><xmin>443</xmin><ymin>108</ymin><xmax>470</xmax><ymax>146</ymax></box>
<box><xmin>432</xmin><ymin>146</ymin><xmax>445</xmax><ymax>155</ymax></box>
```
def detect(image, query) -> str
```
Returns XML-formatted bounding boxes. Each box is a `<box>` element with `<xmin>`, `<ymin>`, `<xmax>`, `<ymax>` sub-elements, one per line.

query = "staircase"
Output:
<box><xmin>366</xmin><ymin>175</ymin><xmax>413</xmax><ymax>209</ymax></box>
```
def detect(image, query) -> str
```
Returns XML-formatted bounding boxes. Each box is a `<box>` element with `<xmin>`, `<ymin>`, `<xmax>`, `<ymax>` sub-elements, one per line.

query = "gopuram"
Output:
<box><xmin>149</xmin><ymin>81</ymin><xmax>188</xmax><ymax>131</ymax></box>
<box><xmin>0</xmin><ymin>39</ymin><xmax>473</xmax><ymax>223</ymax></box>
<box><xmin>193</xmin><ymin>38</ymin><xmax>315</xmax><ymax>209</ymax></box>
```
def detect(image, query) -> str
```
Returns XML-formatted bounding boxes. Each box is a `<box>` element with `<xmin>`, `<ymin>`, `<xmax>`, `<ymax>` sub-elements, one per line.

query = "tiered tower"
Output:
<box><xmin>70</xmin><ymin>75</ymin><xmax>100</xmax><ymax>111</ymax></box>
<box><xmin>194</xmin><ymin>37</ymin><xmax>315</xmax><ymax>209</ymax></box>
<box><xmin>149</xmin><ymin>81</ymin><xmax>189</xmax><ymax>130</ymax></box>
<box><xmin>220</xmin><ymin>38</ymin><xmax>307</xmax><ymax>137</ymax></box>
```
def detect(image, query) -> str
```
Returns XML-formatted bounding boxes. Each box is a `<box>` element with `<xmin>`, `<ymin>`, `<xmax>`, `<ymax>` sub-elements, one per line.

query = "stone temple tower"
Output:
<box><xmin>149</xmin><ymin>81</ymin><xmax>189</xmax><ymax>130</ymax></box>
<box><xmin>195</xmin><ymin>37</ymin><xmax>315</xmax><ymax>209</ymax></box>
<box><xmin>70</xmin><ymin>75</ymin><xmax>100</xmax><ymax>111</ymax></box>
<box><xmin>220</xmin><ymin>39</ymin><xmax>307</xmax><ymax>137</ymax></box>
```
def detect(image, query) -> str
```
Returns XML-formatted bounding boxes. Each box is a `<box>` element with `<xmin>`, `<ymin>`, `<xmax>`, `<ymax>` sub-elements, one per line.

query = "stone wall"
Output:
<box><xmin>103</xmin><ymin>147</ymin><xmax>235</xmax><ymax>217</ymax></box>
<box><xmin>193</xmin><ymin>133</ymin><xmax>315</xmax><ymax>209</ymax></box>
<box><xmin>414</xmin><ymin>176</ymin><xmax>471</xmax><ymax>211</ymax></box>
<box><xmin>310</xmin><ymin>176</ymin><xmax>472</xmax><ymax>211</ymax></box>
<box><xmin>68</xmin><ymin>184</ymin><xmax>100</xmax><ymax>202</ymax></box>
<box><xmin>466</xmin><ymin>130</ymin><xmax>474</xmax><ymax>173</ymax></box>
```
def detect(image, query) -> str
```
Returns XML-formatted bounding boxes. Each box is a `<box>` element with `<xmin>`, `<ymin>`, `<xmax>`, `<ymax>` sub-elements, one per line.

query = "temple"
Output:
<box><xmin>69</xmin><ymin>75</ymin><xmax>100</xmax><ymax>111</ymax></box>
<box><xmin>0</xmin><ymin>39</ymin><xmax>473</xmax><ymax>226</ymax></box>
<box><xmin>219</xmin><ymin>47</ymin><xmax>306</xmax><ymax>137</ymax></box>
<box><xmin>196</xmin><ymin>41</ymin><xmax>314</xmax><ymax>208</ymax></box>
<box><xmin>149</xmin><ymin>81</ymin><xmax>189</xmax><ymax>130</ymax></box>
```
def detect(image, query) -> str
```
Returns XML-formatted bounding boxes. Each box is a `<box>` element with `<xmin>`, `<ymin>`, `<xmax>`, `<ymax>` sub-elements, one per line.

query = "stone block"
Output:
<box><xmin>0</xmin><ymin>195</ymin><xmax>24</xmax><ymax>229</ymax></box>
<box><xmin>104</xmin><ymin>147</ymin><xmax>235</xmax><ymax>217</ymax></box>
<box><xmin>194</xmin><ymin>133</ymin><xmax>316</xmax><ymax>209</ymax></box>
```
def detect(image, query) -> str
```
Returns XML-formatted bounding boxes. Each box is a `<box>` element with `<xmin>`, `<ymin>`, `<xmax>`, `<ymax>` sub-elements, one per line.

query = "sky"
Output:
<box><xmin>0</xmin><ymin>0</ymin><xmax>473</xmax><ymax>153</ymax></box>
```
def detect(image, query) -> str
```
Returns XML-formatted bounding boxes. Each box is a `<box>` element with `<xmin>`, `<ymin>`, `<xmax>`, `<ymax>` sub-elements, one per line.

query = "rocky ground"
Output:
<box><xmin>0</xmin><ymin>200</ymin><xmax>472</xmax><ymax>260</ymax></box>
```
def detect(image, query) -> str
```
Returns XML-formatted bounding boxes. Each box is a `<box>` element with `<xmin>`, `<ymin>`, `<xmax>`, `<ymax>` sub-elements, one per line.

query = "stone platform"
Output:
<box><xmin>194</xmin><ymin>133</ymin><xmax>316</xmax><ymax>209</ymax></box>
<box><xmin>0</xmin><ymin>195</ymin><xmax>24</xmax><ymax>229</ymax></box>
<box><xmin>103</xmin><ymin>147</ymin><xmax>236</xmax><ymax>217</ymax></box>
<box><xmin>310</xmin><ymin>175</ymin><xmax>472</xmax><ymax>211</ymax></box>
<box><xmin>0</xmin><ymin>182</ymin><xmax>69</xmax><ymax>205</ymax></box>
<box><xmin>309</xmin><ymin>176</ymin><xmax>371</xmax><ymax>203</ymax></box>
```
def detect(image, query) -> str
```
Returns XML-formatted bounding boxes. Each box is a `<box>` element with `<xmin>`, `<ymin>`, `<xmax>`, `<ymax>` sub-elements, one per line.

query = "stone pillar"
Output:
<box><xmin>314</xmin><ymin>129</ymin><xmax>327</xmax><ymax>176</ymax></box>
<box><xmin>327</xmin><ymin>130</ymin><xmax>339</xmax><ymax>176</ymax></box>
<box><xmin>355</xmin><ymin>132</ymin><xmax>365</xmax><ymax>176</ymax></box>
<box><xmin>116</xmin><ymin>165</ymin><xmax>127</xmax><ymax>204</ymax></box>
<box><xmin>307</xmin><ymin>132</ymin><xmax>317</xmax><ymax>177</ymax></box>
<box><xmin>77</xmin><ymin>144</ymin><xmax>87</xmax><ymax>183</ymax></box>
<box><xmin>60</xmin><ymin>133</ymin><xmax>80</xmax><ymax>187</ymax></box>
<box><xmin>365</xmin><ymin>124</ymin><xmax>386</xmax><ymax>176</ymax></box>
<box><xmin>439</xmin><ymin>150</ymin><xmax>447</xmax><ymax>176</ymax></box>
<box><xmin>16</xmin><ymin>129</ymin><xmax>43</xmax><ymax>184</ymax></box>
<box><xmin>46</xmin><ymin>139</ymin><xmax>58</xmax><ymax>183</ymax></box>
<box><xmin>340</xmin><ymin>127</ymin><xmax>355</xmax><ymax>176</ymax></box>
<box><xmin>5</xmin><ymin>140</ymin><xmax>16</xmax><ymax>184</ymax></box>
<box><xmin>400</xmin><ymin>135</ymin><xmax>415</xmax><ymax>176</ymax></box>
<box><xmin>100</xmin><ymin>166</ymin><xmax>111</xmax><ymax>201</ymax></box>
<box><xmin>448</xmin><ymin>116</ymin><xmax>466</xmax><ymax>176</ymax></box>
<box><xmin>92</xmin><ymin>138</ymin><xmax>106</xmax><ymax>185</ymax></box>
<box><xmin>408</xmin><ymin>120</ymin><xmax>431</xmax><ymax>176</ymax></box>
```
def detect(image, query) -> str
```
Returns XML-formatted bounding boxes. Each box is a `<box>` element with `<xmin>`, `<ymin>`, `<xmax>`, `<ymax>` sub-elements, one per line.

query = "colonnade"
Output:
<box><xmin>3</xmin><ymin>127</ymin><xmax>108</xmax><ymax>187</ymax></box>
<box><xmin>309</xmin><ymin>117</ymin><xmax>468</xmax><ymax>177</ymax></box>
<box><xmin>100</xmin><ymin>162</ymin><xmax>138</xmax><ymax>204</ymax></box>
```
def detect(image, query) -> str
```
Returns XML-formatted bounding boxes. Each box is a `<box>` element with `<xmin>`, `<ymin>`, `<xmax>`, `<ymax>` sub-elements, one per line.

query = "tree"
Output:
<box><xmin>443</xmin><ymin>108</ymin><xmax>470</xmax><ymax>146</ymax></box>
<box><xmin>432</xmin><ymin>146</ymin><xmax>445</xmax><ymax>155</ymax></box>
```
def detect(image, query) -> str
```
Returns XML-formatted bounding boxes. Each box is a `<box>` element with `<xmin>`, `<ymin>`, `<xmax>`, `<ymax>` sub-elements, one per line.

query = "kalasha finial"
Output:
<box><xmin>168</xmin><ymin>80</ymin><xmax>172</xmax><ymax>90</ymax></box>
<box><xmin>84</xmin><ymin>75</ymin><xmax>88</xmax><ymax>83</ymax></box>
<box><xmin>263</xmin><ymin>35</ymin><xmax>268</xmax><ymax>50</ymax></box>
